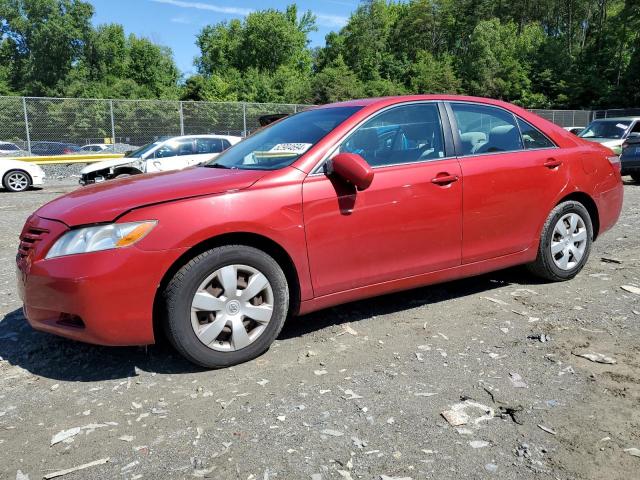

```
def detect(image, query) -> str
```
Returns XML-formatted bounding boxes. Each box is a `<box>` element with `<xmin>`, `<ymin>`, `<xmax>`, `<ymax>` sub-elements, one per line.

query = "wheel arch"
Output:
<box><xmin>152</xmin><ymin>231</ymin><xmax>302</xmax><ymax>343</ymax></box>
<box><xmin>556</xmin><ymin>191</ymin><xmax>600</xmax><ymax>239</ymax></box>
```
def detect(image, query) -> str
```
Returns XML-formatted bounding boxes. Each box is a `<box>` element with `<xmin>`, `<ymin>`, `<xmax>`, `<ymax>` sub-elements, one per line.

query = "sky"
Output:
<box><xmin>90</xmin><ymin>0</ymin><xmax>359</xmax><ymax>76</ymax></box>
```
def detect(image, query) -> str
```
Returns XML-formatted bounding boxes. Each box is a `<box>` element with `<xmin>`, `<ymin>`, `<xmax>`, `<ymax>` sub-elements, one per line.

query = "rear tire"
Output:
<box><xmin>2</xmin><ymin>169</ymin><xmax>31</xmax><ymax>192</ymax></box>
<box><xmin>527</xmin><ymin>201</ymin><xmax>593</xmax><ymax>281</ymax></box>
<box><xmin>630</xmin><ymin>173</ymin><xmax>640</xmax><ymax>183</ymax></box>
<box><xmin>163</xmin><ymin>245</ymin><xmax>289</xmax><ymax>368</ymax></box>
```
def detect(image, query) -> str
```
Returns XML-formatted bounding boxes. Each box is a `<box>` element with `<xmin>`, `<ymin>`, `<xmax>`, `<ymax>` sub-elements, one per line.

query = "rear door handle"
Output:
<box><xmin>431</xmin><ymin>173</ymin><xmax>459</xmax><ymax>185</ymax></box>
<box><xmin>544</xmin><ymin>158</ymin><xmax>563</xmax><ymax>169</ymax></box>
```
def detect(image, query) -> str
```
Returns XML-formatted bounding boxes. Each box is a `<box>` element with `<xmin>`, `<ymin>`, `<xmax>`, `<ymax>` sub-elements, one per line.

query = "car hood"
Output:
<box><xmin>582</xmin><ymin>138</ymin><xmax>623</xmax><ymax>147</ymax></box>
<box><xmin>37</xmin><ymin>167</ymin><xmax>267</xmax><ymax>226</ymax></box>
<box><xmin>80</xmin><ymin>157</ymin><xmax>141</xmax><ymax>174</ymax></box>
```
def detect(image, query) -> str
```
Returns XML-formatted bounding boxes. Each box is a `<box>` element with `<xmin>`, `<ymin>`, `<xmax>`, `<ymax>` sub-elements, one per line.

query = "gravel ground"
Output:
<box><xmin>1</xmin><ymin>178</ymin><xmax>639</xmax><ymax>480</ymax></box>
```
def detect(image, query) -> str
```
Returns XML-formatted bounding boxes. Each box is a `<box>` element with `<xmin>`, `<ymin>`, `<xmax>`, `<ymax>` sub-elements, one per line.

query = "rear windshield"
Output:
<box><xmin>206</xmin><ymin>107</ymin><xmax>362</xmax><ymax>170</ymax></box>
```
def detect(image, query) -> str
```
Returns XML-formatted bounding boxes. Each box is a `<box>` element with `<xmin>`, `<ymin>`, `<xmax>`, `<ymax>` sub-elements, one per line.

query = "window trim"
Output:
<box><xmin>445</xmin><ymin>101</ymin><xmax>558</xmax><ymax>158</ymax></box>
<box><xmin>309</xmin><ymin>101</ymin><xmax>456</xmax><ymax>176</ymax></box>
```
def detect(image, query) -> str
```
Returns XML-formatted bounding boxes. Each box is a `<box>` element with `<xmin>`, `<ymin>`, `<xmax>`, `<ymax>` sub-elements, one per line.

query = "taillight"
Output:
<box><xmin>608</xmin><ymin>155</ymin><xmax>621</xmax><ymax>171</ymax></box>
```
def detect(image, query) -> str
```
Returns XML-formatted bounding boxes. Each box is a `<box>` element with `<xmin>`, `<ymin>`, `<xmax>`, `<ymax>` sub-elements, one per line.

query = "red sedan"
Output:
<box><xmin>16</xmin><ymin>96</ymin><xmax>623</xmax><ymax>368</ymax></box>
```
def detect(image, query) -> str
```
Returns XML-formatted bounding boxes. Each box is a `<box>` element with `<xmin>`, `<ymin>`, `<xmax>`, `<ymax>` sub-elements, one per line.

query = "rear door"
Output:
<box><xmin>447</xmin><ymin>102</ymin><xmax>571</xmax><ymax>264</ymax></box>
<box><xmin>194</xmin><ymin>137</ymin><xmax>227</xmax><ymax>164</ymax></box>
<box><xmin>302</xmin><ymin>102</ymin><xmax>463</xmax><ymax>297</ymax></box>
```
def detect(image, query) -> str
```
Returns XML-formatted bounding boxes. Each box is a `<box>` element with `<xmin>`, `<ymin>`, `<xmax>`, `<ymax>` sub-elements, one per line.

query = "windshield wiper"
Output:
<box><xmin>205</xmin><ymin>163</ymin><xmax>234</xmax><ymax>169</ymax></box>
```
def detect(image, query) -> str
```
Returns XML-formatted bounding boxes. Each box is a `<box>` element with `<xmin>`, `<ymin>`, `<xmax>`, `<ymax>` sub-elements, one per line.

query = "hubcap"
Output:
<box><xmin>190</xmin><ymin>264</ymin><xmax>274</xmax><ymax>352</ymax></box>
<box><xmin>7</xmin><ymin>172</ymin><xmax>28</xmax><ymax>191</ymax></box>
<box><xmin>550</xmin><ymin>213</ymin><xmax>587</xmax><ymax>270</ymax></box>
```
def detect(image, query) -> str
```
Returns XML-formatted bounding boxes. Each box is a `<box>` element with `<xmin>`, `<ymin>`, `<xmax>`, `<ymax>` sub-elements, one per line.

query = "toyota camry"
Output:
<box><xmin>16</xmin><ymin>96</ymin><xmax>623</xmax><ymax>368</ymax></box>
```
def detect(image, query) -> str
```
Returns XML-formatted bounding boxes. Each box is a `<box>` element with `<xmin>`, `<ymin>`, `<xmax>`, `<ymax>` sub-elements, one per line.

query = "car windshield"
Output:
<box><xmin>579</xmin><ymin>120</ymin><xmax>631</xmax><ymax>139</ymax></box>
<box><xmin>126</xmin><ymin>141</ymin><xmax>162</xmax><ymax>158</ymax></box>
<box><xmin>206</xmin><ymin>106</ymin><xmax>362</xmax><ymax>170</ymax></box>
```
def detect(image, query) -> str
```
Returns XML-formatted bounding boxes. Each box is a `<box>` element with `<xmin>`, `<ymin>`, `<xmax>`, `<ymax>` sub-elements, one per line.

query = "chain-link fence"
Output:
<box><xmin>0</xmin><ymin>96</ymin><xmax>310</xmax><ymax>156</ymax></box>
<box><xmin>1</xmin><ymin>96</ymin><xmax>633</xmax><ymax>157</ymax></box>
<box><xmin>528</xmin><ymin>109</ymin><xmax>594</xmax><ymax>128</ymax></box>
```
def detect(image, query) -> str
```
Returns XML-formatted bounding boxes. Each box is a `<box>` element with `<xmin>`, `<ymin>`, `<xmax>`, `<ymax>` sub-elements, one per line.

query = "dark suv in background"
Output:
<box><xmin>621</xmin><ymin>135</ymin><xmax>640</xmax><ymax>182</ymax></box>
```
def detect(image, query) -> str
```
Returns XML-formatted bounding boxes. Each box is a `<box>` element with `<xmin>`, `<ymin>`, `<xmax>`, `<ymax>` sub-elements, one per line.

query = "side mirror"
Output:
<box><xmin>328</xmin><ymin>152</ymin><xmax>374</xmax><ymax>191</ymax></box>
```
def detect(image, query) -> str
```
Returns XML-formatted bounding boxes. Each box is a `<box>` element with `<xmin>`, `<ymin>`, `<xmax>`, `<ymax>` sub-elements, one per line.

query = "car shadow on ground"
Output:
<box><xmin>0</xmin><ymin>266</ymin><xmax>545</xmax><ymax>382</ymax></box>
<box><xmin>280</xmin><ymin>266</ymin><xmax>544</xmax><ymax>339</ymax></box>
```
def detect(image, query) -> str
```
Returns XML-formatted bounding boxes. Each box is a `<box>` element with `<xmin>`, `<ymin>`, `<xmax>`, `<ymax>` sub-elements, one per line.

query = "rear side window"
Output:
<box><xmin>451</xmin><ymin>103</ymin><xmax>523</xmax><ymax>155</ymax></box>
<box><xmin>517</xmin><ymin>118</ymin><xmax>555</xmax><ymax>149</ymax></box>
<box><xmin>197</xmin><ymin>138</ymin><xmax>224</xmax><ymax>154</ymax></box>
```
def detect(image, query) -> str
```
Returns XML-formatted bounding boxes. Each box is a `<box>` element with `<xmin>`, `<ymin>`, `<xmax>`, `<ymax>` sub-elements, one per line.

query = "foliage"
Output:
<box><xmin>1</xmin><ymin>0</ymin><xmax>640</xmax><ymax>108</ymax></box>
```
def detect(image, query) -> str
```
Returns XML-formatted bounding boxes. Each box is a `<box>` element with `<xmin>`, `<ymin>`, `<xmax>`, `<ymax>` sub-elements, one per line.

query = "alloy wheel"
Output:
<box><xmin>550</xmin><ymin>213</ymin><xmax>587</xmax><ymax>270</ymax></box>
<box><xmin>7</xmin><ymin>172</ymin><xmax>29</xmax><ymax>191</ymax></box>
<box><xmin>190</xmin><ymin>264</ymin><xmax>274</xmax><ymax>352</ymax></box>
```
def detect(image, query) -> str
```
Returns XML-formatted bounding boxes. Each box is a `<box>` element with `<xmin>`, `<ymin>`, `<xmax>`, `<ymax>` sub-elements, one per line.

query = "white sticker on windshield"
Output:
<box><xmin>269</xmin><ymin>143</ymin><xmax>312</xmax><ymax>154</ymax></box>
<box><xmin>616</xmin><ymin>123</ymin><xmax>628</xmax><ymax>129</ymax></box>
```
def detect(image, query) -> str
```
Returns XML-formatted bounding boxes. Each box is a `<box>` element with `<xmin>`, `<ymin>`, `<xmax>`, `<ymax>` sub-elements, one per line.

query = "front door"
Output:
<box><xmin>302</xmin><ymin>102</ymin><xmax>463</xmax><ymax>297</ymax></box>
<box><xmin>146</xmin><ymin>138</ymin><xmax>197</xmax><ymax>172</ymax></box>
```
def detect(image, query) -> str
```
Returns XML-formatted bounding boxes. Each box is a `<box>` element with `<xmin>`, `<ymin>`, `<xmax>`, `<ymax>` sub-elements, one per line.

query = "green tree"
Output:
<box><xmin>312</xmin><ymin>55</ymin><xmax>365</xmax><ymax>104</ymax></box>
<box><xmin>408</xmin><ymin>51</ymin><xmax>460</xmax><ymax>94</ymax></box>
<box><xmin>0</xmin><ymin>0</ymin><xmax>94</xmax><ymax>95</ymax></box>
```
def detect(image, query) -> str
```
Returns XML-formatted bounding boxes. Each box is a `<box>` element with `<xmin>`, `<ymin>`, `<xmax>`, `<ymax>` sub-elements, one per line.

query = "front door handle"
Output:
<box><xmin>431</xmin><ymin>173</ymin><xmax>459</xmax><ymax>186</ymax></box>
<box><xmin>544</xmin><ymin>158</ymin><xmax>563</xmax><ymax>169</ymax></box>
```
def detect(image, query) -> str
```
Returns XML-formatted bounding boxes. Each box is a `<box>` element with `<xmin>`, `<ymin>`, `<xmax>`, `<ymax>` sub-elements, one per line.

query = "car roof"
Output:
<box><xmin>317</xmin><ymin>94</ymin><xmax>525</xmax><ymax>110</ymax></box>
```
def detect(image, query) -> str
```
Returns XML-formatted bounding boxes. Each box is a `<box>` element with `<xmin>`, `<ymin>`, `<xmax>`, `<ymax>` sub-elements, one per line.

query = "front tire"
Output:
<box><xmin>3</xmin><ymin>169</ymin><xmax>31</xmax><ymax>192</ymax></box>
<box><xmin>163</xmin><ymin>245</ymin><xmax>289</xmax><ymax>368</ymax></box>
<box><xmin>527</xmin><ymin>201</ymin><xmax>593</xmax><ymax>281</ymax></box>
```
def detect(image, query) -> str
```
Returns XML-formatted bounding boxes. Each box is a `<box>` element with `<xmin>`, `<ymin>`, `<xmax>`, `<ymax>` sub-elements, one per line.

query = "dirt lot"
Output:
<box><xmin>1</xmin><ymin>178</ymin><xmax>639</xmax><ymax>480</ymax></box>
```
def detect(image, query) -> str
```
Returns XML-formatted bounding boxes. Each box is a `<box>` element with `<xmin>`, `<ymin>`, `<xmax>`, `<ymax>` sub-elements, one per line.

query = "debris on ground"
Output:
<box><xmin>537</xmin><ymin>424</ymin><xmax>557</xmax><ymax>435</ymax></box>
<box><xmin>624</xmin><ymin>448</ymin><xmax>640</xmax><ymax>458</ymax></box>
<box><xmin>509</xmin><ymin>372</ymin><xmax>528</xmax><ymax>388</ymax></box>
<box><xmin>469</xmin><ymin>440</ymin><xmax>490</xmax><ymax>449</ymax></box>
<box><xmin>441</xmin><ymin>400</ymin><xmax>495</xmax><ymax>427</ymax></box>
<box><xmin>50</xmin><ymin>427</ymin><xmax>81</xmax><ymax>446</ymax></box>
<box><xmin>43</xmin><ymin>458</ymin><xmax>109</xmax><ymax>479</ymax></box>
<box><xmin>527</xmin><ymin>333</ymin><xmax>550</xmax><ymax>343</ymax></box>
<box><xmin>573</xmin><ymin>352</ymin><xmax>617</xmax><ymax>364</ymax></box>
<box><xmin>601</xmin><ymin>257</ymin><xmax>623</xmax><ymax>264</ymax></box>
<box><xmin>620</xmin><ymin>285</ymin><xmax>640</xmax><ymax>295</ymax></box>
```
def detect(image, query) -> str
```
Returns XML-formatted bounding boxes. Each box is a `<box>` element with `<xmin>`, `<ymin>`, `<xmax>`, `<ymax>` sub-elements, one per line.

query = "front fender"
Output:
<box><xmin>118</xmin><ymin>168</ymin><xmax>314</xmax><ymax>301</ymax></box>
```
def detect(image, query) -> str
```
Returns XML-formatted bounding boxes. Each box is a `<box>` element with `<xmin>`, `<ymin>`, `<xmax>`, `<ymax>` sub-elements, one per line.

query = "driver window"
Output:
<box><xmin>339</xmin><ymin>103</ymin><xmax>445</xmax><ymax>167</ymax></box>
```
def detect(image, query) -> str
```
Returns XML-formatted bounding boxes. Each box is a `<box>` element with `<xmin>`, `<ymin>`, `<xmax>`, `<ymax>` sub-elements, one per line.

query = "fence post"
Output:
<box><xmin>179</xmin><ymin>101</ymin><xmax>185</xmax><ymax>136</ymax></box>
<box><xmin>242</xmin><ymin>102</ymin><xmax>247</xmax><ymax>137</ymax></box>
<box><xmin>294</xmin><ymin>104</ymin><xmax>298</xmax><ymax>114</ymax></box>
<box><xmin>22</xmin><ymin>97</ymin><xmax>32</xmax><ymax>155</ymax></box>
<box><xmin>109</xmin><ymin>100</ymin><xmax>116</xmax><ymax>152</ymax></box>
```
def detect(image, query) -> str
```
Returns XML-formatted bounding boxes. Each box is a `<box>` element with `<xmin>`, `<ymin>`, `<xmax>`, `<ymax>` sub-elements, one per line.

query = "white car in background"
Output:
<box><xmin>80</xmin><ymin>143</ymin><xmax>111</xmax><ymax>153</ymax></box>
<box><xmin>1</xmin><ymin>159</ymin><xmax>45</xmax><ymax>192</ymax></box>
<box><xmin>79</xmin><ymin>134</ymin><xmax>242</xmax><ymax>185</ymax></box>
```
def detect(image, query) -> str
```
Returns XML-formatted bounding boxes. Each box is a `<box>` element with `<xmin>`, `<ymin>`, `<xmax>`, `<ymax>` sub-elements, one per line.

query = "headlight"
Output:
<box><xmin>46</xmin><ymin>221</ymin><xmax>157</xmax><ymax>259</ymax></box>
